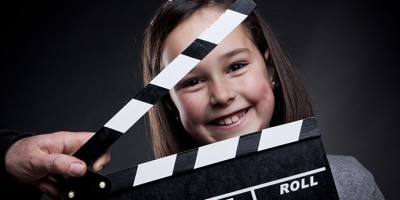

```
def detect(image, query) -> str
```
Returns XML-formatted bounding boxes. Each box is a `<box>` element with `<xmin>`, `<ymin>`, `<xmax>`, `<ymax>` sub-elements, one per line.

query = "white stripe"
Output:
<box><xmin>133</xmin><ymin>154</ymin><xmax>177</xmax><ymax>186</ymax></box>
<box><xmin>104</xmin><ymin>99</ymin><xmax>152</xmax><ymax>133</ymax></box>
<box><xmin>206</xmin><ymin>167</ymin><xmax>326</xmax><ymax>200</ymax></box>
<box><xmin>198</xmin><ymin>10</ymin><xmax>247</xmax><ymax>44</ymax></box>
<box><xmin>194</xmin><ymin>137</ymin><xmax>239</xmax><ymax>169</ymax></box>
<box><xmin>257</xmin><ymin>119</ymin><xmax>303</xmax><ymax>151</ymax></box>
<box><xmin>251</xmin><ymin>190</ymin><xmax>257</xmax><ymax>200</ymax></box>
<box><xmin>150</xmin><ymin>54</ymin><xmax>200</xmax><ymax>90</ymax></box>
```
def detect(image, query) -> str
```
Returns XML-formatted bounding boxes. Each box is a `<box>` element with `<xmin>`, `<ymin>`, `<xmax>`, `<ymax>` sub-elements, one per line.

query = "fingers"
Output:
<box><xmin>37</xmin><ymin>149</ymin><xmax>111</xmax><ymax>199</ymax></box>
<box><xmin>38</xmin><ymin>178</ymin><xmax>62</xmax><ymax>200</ymax></box>
<box><xmin>40</xmin><ymin>153</ymin><xmax>88</xmax><ymax>178</ymax></box>
<box><xmin>58</xmin><ymin>131</ymin><xmax>112</xmax><ymax>172</ymax></box>
<box><xmin>41</xmin><ymin>132</ymin><xmax>112</xmax><ymax>175</ymax></box>
<box><xmin>49</xmin><ymin>131</ymin><xmax>95</xmax><ymax>154</ymax></box>
<box><xmin>40</xmin><ymin>148</ymin><xmax>112</xmax><ymax>177</ymax></box>
<box><xmin>92</xmin><ymin>149</ymin><xmax>112</xmax><ymax>172</ymax></box>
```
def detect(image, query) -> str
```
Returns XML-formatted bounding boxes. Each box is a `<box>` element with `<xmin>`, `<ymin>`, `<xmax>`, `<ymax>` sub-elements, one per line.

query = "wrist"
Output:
<box><xmin>0</xmin><ymin>129</ymin><xmax>35</xmax><ymax>181</ymax></box>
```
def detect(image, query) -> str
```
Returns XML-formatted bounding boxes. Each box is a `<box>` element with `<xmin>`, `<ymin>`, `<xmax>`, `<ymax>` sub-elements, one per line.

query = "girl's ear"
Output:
<box><xmin>264</xmin><ymin>49</ymin><xmax>275</xmax><ymax>83</ymax></box>
<box><xmin>264</xmin><ymin>48</ymin><xmax>270</xmax><ymax>59</ymax></box>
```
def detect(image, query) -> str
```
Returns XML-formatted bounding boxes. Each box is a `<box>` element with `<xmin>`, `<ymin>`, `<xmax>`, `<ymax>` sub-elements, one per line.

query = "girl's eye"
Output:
<box><xmin>183</xmin><ymin>79</ymin><xmax>202</xmax><ymax>88</ymax></box>
<box><xmin>229</xmin><ymin>63</ymin><xmax>246</xmax><ymax>73</ymax></box>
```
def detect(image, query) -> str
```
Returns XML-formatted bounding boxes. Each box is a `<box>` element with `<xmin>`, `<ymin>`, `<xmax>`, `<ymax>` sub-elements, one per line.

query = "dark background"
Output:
<box><xmin>1</xmin><ymin>0</ymin><xmax>398</xmax><ymax>199</ymax></box>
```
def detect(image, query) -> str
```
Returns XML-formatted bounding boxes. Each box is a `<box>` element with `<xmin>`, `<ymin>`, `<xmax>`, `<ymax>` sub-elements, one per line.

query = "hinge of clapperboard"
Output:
<box><xmin>55</xmin><ymin>0</ymin><xmax>258</xmax><ymax>199</ymax></box>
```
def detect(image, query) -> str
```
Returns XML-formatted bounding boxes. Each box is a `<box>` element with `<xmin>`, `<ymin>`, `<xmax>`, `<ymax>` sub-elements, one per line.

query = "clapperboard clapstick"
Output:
<box><xmin>57</xmin><ymin>0</ymin><xmax>258</xmax><ymax>199</ymax></box>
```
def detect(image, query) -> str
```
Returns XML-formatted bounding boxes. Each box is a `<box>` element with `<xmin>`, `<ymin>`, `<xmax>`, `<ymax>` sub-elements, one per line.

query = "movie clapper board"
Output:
<box><xmin>99</xmin><ymin>117</ymin><xmax>339</xmax><ymax>200</ymax></box>
<box><xmin>56</xmin><ymin>0</ymin><xmax>339</xmax><ymax>199</ymax></box>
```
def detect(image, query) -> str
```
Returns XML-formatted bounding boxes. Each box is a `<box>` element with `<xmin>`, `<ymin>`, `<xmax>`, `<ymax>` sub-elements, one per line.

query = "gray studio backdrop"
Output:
<box><xmin>1</xmin><ymin>0</ymin><xmax>398</xmax><ymax>199</ymax></box>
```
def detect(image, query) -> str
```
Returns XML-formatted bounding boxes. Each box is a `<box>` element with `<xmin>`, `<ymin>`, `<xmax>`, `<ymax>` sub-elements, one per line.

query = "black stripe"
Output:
<box><xmin>107</xmin><ymin>166</ymin><xmax>138</xmax><ymax>193</ymax></box>
<box><xmin>58</xmin><ymin>170</ymin><xmax>112</xmax><ymax>199</ymax></box>
<box><xmin>73</xmin><ymin>127</ymin><xmax>123</xmax><ymax>165</ymax></box>
<box><xmin>181</xmin><ymin>39</ymin><xmax>217</xmax><ymax>60</ymax></box>
<box><xmin>173</xmin><ymin>148</ymin><xmax>199</xmax><ymax>175</ymax></box>
<box><xmin>236</xmin><ymin>131</ymin><xmax>261</xmax><ymax>157</ymax></box>
<box><xmin>229</xmin><ymin>0</ymin><xmax>257</xmax><ymax>15</ymax></box>
<box><xmin>299</xmin><ymin>117</ymin><xmax>320</xmax><ymax>140</ymax></box>
<box><xmin>134</xmin><ymin>84</ymin><xmax>169</xmax><ymax>105</ymax></box>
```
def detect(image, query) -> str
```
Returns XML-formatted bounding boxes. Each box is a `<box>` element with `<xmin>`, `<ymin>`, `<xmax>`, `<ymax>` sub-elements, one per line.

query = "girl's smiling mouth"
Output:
<box><xmin>211</xmin><ymin>108</ymin><xmax>248</xmax><ymax>126</ymax></box>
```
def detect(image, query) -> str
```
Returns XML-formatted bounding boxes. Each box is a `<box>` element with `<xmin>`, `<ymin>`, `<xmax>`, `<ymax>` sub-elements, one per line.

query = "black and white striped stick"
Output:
<box><xmin>70</xmin><ymin>0</ymin><xmax>257</xmax><ymax>167</ymax></box>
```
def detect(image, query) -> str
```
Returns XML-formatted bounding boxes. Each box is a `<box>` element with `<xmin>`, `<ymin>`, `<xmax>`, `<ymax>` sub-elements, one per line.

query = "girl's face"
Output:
<box><xmin>162</xmin><ymin>8</ymin><xmax>275</xmax><ymax>145</ymax></box>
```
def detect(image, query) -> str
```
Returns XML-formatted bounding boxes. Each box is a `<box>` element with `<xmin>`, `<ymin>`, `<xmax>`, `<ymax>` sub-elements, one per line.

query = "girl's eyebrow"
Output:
<box><xmin>222</xmin><ymin>48</ymin><xmax>250</xmax><ymax>60</ymax></box>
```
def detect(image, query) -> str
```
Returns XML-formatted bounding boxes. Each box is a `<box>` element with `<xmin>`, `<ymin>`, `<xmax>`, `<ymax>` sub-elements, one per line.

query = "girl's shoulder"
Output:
<box><xmin>327</xmin><ymin>154</ymin><xmax>385</xmax><ymax>200</ymax></box>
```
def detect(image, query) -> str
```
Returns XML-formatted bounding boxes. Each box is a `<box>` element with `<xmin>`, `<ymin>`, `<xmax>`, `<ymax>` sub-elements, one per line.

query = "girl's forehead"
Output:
<box><xmin>161</xmin><ymin>8</ymin><xmax>251</xmax><ymax>67</ymax></box>
<box><xmin>167</xmin><ymin>8</ymin><xmax>222</xmax><ymax>49</ymax></box>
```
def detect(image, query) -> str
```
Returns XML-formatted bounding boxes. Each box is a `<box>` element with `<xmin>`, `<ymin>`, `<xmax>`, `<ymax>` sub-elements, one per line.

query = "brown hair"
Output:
<box><xmin>142</xmin><ymin>0</ymin><xmax>314</xmax><ymax>158</ymax></box>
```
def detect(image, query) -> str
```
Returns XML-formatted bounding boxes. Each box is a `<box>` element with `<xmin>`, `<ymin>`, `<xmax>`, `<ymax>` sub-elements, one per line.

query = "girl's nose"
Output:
<box><xmin>209</xmin><ymin>80</ymin><xmax>236</xmax><ymax>107</ymax></box>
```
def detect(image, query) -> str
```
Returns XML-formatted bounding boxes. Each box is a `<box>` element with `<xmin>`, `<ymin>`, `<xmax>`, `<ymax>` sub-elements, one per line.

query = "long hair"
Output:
<box><xmin>142</xmin><ymin>0</ymin><xmax>314</xmax><ymax>158</ymax></box>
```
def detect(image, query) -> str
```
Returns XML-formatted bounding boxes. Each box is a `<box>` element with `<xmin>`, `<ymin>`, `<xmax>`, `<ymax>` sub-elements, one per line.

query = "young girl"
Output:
<box><xmin>141</xmin><ymin>0</ymin><xmax>384</xmax><ymax>199</ymax></box>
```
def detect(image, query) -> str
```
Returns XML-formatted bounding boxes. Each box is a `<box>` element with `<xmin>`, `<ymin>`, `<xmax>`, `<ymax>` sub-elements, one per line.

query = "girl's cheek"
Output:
<box><xmin>240</xmin><ymin>76</ymin><xmax>272</xmax><ymax>100</ymax></box>
<box><xmin>179</xmin><ymin>94</ymin><xmax>205</xmax><ymax>119</ymax></box>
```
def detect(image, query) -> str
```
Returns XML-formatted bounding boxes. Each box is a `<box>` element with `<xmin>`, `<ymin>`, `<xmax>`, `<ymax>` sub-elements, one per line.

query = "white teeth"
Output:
<box><xmin>224</xmin><ymin>118</ymin><xmax>232</xmax><ymax>125</ymax></box>
<box><xmin>231</xmin><ymin>115</ymin><xmax>239</xmax><ymax>123</ymax></box>
<box><xmin>215</xmin><ymin>110</ymin><xmax>245</xmax><ymax>126</ymax></box>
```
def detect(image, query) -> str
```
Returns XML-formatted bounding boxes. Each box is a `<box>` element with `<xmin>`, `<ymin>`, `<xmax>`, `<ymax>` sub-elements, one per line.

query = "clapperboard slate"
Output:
<box><xmin>56</xmin><ymin>0</ymin><xmax>339</xmax><ymax>198</ymax></box>
<box><xmin>62</xmin><ymin>117</ymin><xmax>339</xmax><ymax>200</ymax></box>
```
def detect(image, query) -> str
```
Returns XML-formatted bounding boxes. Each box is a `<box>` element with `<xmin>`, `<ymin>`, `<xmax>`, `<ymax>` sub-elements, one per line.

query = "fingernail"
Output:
<box><xmin>70</xmin><ymin>162</ymin><xmax>85</xmax><ymax>176</ymax></box>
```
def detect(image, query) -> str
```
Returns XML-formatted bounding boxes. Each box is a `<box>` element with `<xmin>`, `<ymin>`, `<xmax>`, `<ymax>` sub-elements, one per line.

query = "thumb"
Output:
<box><xmin>68</xmin><ymin>161</ymin><xmax>87</xmax><ymax>177</ymax></box>
<box><xmin>43</xmin><ymin>154</ymin><xmax>88</xmax><ymax>177</ymax></box>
